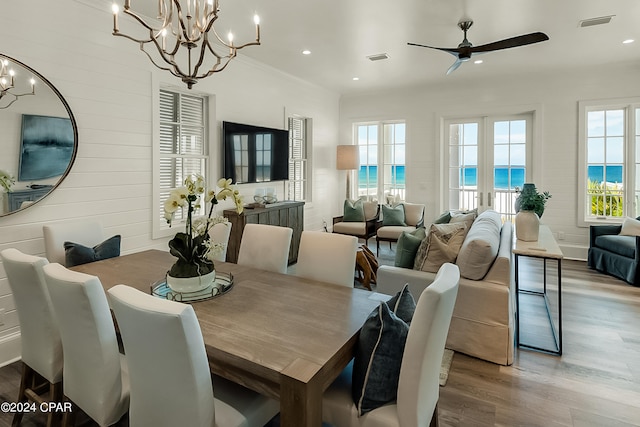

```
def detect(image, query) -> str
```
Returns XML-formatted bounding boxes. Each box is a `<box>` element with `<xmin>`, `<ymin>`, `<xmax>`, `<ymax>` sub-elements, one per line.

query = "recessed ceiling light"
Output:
<box><xmin>623</xmin><ymin>39</ymin><xmax>635</xmax><ymax>44</ymax></box>
<box><xmin>302</xmin><ymin>50</ymin><xmax>311</xmax><ymax>55</ymax></box>
<box><xmin>474</xmin><ymin>59</ymin><xmax>483</xmax><ymax>64</ymax></box>
<box><xmin>352</xmin><ymin>77</ymin><xmax>360</xmax><ymax>81</ymax></box>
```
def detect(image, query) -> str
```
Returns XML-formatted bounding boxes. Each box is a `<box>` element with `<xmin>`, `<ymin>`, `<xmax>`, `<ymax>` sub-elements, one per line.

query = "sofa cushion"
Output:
<box><xmin>343</xmin><ymin>199</ymin><xmax>365</xmax><ymax>222</ymax></box>
<box><xmin>403</xmin><ymin>203</ymin><xmax>425</xmax><ymax>227</ymax></box>
<box><xmin>377</xmin><ymin>225</ymin><xmax>417</xmax><ymax>240</ymax></box>
<box><xmin>333</xmin><ymin>221</ymin><xmax>366</xmax><ymax>236</ymax></box>
<box><xmin>414</xmin><ymin>222</ymin><xmax>467</xmax><ymax>273</ymax></box>
<box><xmin>620</xmin><ymin>217</ymin><xmax>640</xmax><ymax>236</ymax></box>
<box><xmin>456</xmin><ymin>210</ymin><xmax>502</xmax><ymax>280</ymax></box>
<box><xmin>352</xmin><ymin>302</ymin><xmax>409</xmax><ymax>415</ymax></box>
<box><xmin>382</xmin><ymin>204</ymin><xmax>406</xmax><ymax>226</ymax></box>
<box><xmin>595</xmin><ymin>235</ymin><xmax>636</xmax><ymax>258</ymax></box>
<box><xmin>394</xmin><ymin>228</ymin><xmax>427</xmax><ymax>268</ymax></box>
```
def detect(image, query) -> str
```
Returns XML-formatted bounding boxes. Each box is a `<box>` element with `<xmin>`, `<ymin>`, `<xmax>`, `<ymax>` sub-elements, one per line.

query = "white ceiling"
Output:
<box><xmin>131</xmin><ymin>0</ymin><xmax>640</xmax><ymax>95</ymax></box>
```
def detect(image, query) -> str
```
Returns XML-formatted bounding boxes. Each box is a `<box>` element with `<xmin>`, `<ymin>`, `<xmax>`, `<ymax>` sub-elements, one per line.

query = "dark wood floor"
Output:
<box><xmin>2</xmin><ymin>246</ymin><xmax>639</xmax><ymax>426</ymax></box>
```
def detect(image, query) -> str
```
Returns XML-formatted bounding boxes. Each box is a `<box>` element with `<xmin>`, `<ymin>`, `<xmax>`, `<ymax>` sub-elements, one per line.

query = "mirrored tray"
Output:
<box><xmin>151</xmin><ymin>272</ymin><xmax>233</xmax><ymax>303</ymax></box>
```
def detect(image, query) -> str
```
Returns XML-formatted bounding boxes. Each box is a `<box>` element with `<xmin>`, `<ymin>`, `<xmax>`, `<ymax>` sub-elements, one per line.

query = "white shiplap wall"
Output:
<box><xmin>0</xmin><ymin>0</ymin><xmax>341</xmax><ymax>365</ymax></box>
<box><xmin>339</xmin><ymin>62</ymin><xmax>640</xmax><ymax>260</ymax></box>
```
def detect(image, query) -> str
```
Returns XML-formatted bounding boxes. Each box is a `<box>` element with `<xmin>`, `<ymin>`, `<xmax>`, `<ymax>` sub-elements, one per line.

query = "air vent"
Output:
<box><xmin>579</xmin><ymin>15</ymin><xmax>614</xmax><ymax>28</ymax></box>
<box><xmin>367</xmin><ymin>53</ymin><xmax>389</xmax><ymax>61</ymax></box>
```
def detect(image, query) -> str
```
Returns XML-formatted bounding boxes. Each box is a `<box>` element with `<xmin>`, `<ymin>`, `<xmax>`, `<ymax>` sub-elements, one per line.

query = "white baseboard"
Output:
<box><xmin>0</xmin><ymin>332</ymin><xmax>21</xmax><ymax>368</ymax></box>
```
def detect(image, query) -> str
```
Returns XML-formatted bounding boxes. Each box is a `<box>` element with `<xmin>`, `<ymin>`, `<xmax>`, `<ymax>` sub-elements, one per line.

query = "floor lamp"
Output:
<box><xmin>337</xmin><ymin>145</ymin><xmax>359</xmax><ymax>200</ymax></box>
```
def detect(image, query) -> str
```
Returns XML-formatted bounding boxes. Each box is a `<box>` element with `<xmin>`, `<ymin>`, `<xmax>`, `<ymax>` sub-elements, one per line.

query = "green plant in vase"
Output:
<box><xmin>515</xmin><ymin>183</ymin><xmax>552</xmax><ymax>218</ymax></box>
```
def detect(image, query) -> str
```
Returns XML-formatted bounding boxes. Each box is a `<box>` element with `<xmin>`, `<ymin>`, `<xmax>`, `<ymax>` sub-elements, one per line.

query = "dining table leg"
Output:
<box><xmin>280</xmin><ymin>358</ymin><xmax>323</xmax><ymax>427</ymax></box>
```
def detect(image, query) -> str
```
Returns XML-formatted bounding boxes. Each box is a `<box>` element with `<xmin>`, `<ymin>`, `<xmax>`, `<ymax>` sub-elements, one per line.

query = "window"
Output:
<box><xmin>445</xmin><ymin>114</ymin><xmax>531</xmax><ymax>219</ymax></box>
<box><xmin>355</xmin><ymin>121</ymin><xmax>405</xmax><ymax>201</ymax></box>
<box><xmin>579</xmin><ymin>99</ymin><xmax>640</xmax><ymax>224</ymax></box>
<box><xmin>287</xmin><ymin>116</ymin><xmax>309</xmax><ymax>201</ymax></box>
<box><xmin>154</xmin><ymin>88</ymin><xmax>208</xmax><ymax>237</ymax></box>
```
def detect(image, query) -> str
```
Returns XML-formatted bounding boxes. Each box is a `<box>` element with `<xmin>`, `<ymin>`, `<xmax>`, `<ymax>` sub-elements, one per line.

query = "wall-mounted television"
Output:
<box><xmin>223</xmin><ymin>121</ymin><xmax>289</xmax><ymax>184</ymax></box>
<box><xmin>18</xmin><ymin>114</ymin><xmax>75</xmax><ymax>181</ymax></box>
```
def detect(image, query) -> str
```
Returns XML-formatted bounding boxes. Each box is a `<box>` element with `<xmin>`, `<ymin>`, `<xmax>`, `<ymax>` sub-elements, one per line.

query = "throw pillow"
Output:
<box><xmin>456</xmin><ymin>210</ymin><xmax>502</xmax><ymax>280</ymax></box>
<box><xmin>385</xmin><ymin>283</ymin><xmax>416</xmax><ymax>324</ymax></box>
<box><xmin>620</xmin><ymin>217</ymin><xmax>640</xmax><ymax>236</ymax></box>
<box><xmin>64</xmin><ymin>235</ymin><xmax>121</xmax><ymax>267</ymax></box>
<box><xmin>416</xmin><ymin>222</ymin><xmax>467</xmax><ymax>272</ymax></box>
<box><xmin>343</xmin><ymin>199</ymin><xmax>365</xmax><ymax>222</ymax></box>
<box><xmin>352</xmin><ymin>302</ymin><xmax>409</xmax><ymax>415</ymax></box>
<box><xmin>394</xmin><ymin>227</ymin><xmax>426</xmax><ymax>268</ymax></box>
<box><xmin>382</xmin><ymin>204</ymin><xmax>407</xmax><ymax>226</ymax></box>
<box><xmin>433</xmin><ymin>211</ymin><xmax>452</xmax><ymax>224</ymax></box>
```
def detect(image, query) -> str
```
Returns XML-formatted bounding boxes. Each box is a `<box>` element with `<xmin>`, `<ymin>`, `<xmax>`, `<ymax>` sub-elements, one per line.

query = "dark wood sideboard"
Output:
<box><xmin>223</xmin><ymin>201</ymin><xmax>304</xmax><ymax>264</ymax></box>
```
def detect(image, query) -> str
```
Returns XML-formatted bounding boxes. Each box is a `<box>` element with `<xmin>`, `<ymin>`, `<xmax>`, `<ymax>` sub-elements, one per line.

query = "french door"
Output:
<box><xmin>445</xmin><ymin>113</ymin><xmax>533</xmax><ymax>220</ymax></box>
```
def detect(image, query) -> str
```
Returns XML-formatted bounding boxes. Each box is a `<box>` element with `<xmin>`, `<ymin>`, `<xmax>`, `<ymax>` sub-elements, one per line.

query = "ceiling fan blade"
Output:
<box><xmin>407</xmin><ymin>42</ymin><xmax>460</xmax><ymax>57</ymax></box>
<box><xmin>446</xmin><ymin>58</ymin><xmax>463</xmax><ymax>75</ymax></box>
<box><xmin>470</xmin><ymin>32</ymin><xmax>549</xmax><ymax>53</ymax></box>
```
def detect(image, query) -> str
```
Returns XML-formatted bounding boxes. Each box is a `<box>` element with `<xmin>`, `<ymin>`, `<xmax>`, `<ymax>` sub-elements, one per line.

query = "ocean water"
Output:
<box><xmin>357</xmin><ymin>165</ymin><xmax>624</xmax><ymax>190</ymax></box>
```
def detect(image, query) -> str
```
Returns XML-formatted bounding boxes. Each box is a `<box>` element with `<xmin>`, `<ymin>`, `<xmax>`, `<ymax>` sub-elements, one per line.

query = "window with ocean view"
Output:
<box><xmin>579</xmin><ymin>100</ymin><xmax>640</xmax><ymax>223</ymax></box>
<box><xmin>355</xmin><ymin>122</ymin><xmax>405</xmax><ymax>201</ymax></box>
<box><xmin>445</xmin><ymin>114</ymin><xmax>532</xmax><ymax>220</ymax></box>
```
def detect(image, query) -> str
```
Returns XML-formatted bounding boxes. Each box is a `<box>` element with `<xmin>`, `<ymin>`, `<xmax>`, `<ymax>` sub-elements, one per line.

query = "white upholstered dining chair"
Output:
<box><xmin>209</xmin><ymin>221</ymin><xmax>233</xmax><ymax>262</ymax></box>
<box><xmin>237</xmin><ymin>223</ymin><xmax>293</xmax><ymax>273</ymax></box>
<box><xmin>322</xmin><ymin>263</ymin><xmax>460</xmax><ymax>427</ymax></box>
<box><xmin>295</xmin><ymin>231</ymin><xmax>359</xmax><ymax>287</ymax></box>
<box><xmin>42</xmin><ymin>263</ymin><xmax>129</xmax><ymax>427</ymax></box>
<box><xmin>108</xmin><ymin>284</ymin><xmax>280</xmax><ymax>427</ymax></box>
<box><xmin>0</xmin><ymin>248</ymin><xmax>63</xmax><ymax>427</ymax></box>
<box><xmin>43</xmin><ymin>221</ymin><xmax>104</xmax><ymax>266</ymax></box>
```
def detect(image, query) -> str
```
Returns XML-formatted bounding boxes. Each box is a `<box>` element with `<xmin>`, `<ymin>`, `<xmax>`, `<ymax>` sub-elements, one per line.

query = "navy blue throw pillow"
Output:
<box><xmin>64</xmin><ymin>235</ymin><xmax>121</xmax><ymax>267</ymax></box>
<box><xmin>352</xmin><ymin>302</ymin><xmax>409</xmax><ymax>415</ymax></box>
<box><xmin>385</xmin><ymin>283</ymin><xmax>416</xmax><ymax>324</ymax></box>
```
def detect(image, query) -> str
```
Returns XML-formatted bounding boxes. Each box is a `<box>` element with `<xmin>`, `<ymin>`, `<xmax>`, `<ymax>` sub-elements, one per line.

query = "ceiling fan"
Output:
<box><xmin>408</xmin><ymin>20</ymin><xmax>549</xmax><ymax>75</ymax></box>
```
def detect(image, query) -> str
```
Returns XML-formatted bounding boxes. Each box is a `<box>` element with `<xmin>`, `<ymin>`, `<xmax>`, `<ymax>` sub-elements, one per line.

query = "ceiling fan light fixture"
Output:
<box><xmin>579</xmin><ymin>15</ymin><xmax>615</xmax><ymax>28</ymax></box>
<box><xmin>366</xmin><ymin>53</ymin><xmax>389</xmax><ymax>62</ymax></box>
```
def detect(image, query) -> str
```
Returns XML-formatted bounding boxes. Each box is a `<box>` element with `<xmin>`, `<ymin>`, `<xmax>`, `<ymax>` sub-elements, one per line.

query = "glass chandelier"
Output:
<box><xmin>112</xmin><ymin>0</ymin><xmax>261</xmax><ymax>89</ymax></box>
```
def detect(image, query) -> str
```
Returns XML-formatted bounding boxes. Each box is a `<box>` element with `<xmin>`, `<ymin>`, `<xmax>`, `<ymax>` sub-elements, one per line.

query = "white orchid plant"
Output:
<box><xmin>163</xmin><ymin>175</ymin><xmax>243</xmax><ymax>278</ymax></box>
<box><xmin>0</xmin><ymin>170</ymin><xmax>15</xmax><ymax>193</ymax></box>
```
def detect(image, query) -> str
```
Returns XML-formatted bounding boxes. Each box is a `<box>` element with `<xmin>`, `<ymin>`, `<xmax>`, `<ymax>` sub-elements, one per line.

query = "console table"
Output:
<box><xmin>224</xmin><ymin>201</ymin><xmax>304</xmax><ymax>264</ymax></box>
<box><xmin>513</xmin><ymin>224</ymin><xmax>564</xmax><ymax>355</ymax></box>
<box><xmin>6</xmin><ymin>186</ymin><xmax>52</xmax><ymax>212</ymax></box>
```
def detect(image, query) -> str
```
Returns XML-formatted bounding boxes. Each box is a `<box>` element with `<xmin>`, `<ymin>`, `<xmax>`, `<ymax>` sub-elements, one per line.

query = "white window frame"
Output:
<box><xmin>152</xmin><ymin>84</ymin><xmax>214</xmax><ymax>239</ymax></box>
<box><xmin>353</xmin><ymin>120</ymin><xmax>406</xmax><ymax>202</ymax></box>
<box><xmin>578</xmin><ymin>97</ymin><xmax>640</xmax><ymax>226</ymax></box>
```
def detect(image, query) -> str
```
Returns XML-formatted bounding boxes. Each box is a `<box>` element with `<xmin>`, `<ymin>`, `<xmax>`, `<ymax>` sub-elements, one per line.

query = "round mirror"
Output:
<box><xmin>0</xmin><ymin>53</ymin><xmax>78</xmax><ymax>216</ymax></box>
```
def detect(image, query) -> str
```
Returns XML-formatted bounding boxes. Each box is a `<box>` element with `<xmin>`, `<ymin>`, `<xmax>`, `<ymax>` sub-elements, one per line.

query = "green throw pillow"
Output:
<box><xmin>433</xmin><ymin>211</ymin><xmax>452</xmax><ymax>224</ymax></box>
<box><xmin>382</xmin><ymin>204</ymin><xmax>407</xmax><ymax>226</ymax></box>
<box><xmin>343</xmin><ymin>199</ymin><xmax>365</xmax><ymax>222</ymax></box>
<box><xmin>394</xmin><ymin>227</ymin><xmax>427</xmax><ymax>268</ymax></box>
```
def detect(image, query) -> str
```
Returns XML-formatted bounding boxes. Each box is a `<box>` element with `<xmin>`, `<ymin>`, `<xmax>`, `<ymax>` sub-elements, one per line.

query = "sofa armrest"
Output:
<box><xmin>589</xmin><ymin>224</ymin><xmax>622</xmax><ymax>247</ymax></box>
<box><xmin>333</xmin><ymin>215</ymin><xmax>344</xmax><ymax>225</ymax></box>
<box><xmin>376</xmin><ymin>265</ymin><xmax>436</xmax><ymax>297</ymax></box>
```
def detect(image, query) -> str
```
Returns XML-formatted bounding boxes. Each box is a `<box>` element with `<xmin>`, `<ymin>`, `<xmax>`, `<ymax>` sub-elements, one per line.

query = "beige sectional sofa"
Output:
<box><xmin>376</xmin><ymin>210</ymin><xmax>515</xmax><ymax>365</ymax></box>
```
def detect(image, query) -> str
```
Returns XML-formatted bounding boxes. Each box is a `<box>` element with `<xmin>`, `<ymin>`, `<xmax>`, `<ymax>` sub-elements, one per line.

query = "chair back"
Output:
<box><xmin>397</xmin><ymin>263</ymin><xmax>459</xmax><ymax>427</ymax></box>
<box><xmin>296</xmin><ymin>231</ymin><xmax>358</xmax><ymax>287</ymax></box>
<box><xmin>237</xmin><ymin>223</ymin><xmax>293</xmax><ymax>273</ymax></box>
<box><xmin>42</xmin><ymin>263</ymin><xmax>128</xmax><ymax>426</ymax></box>
<box><xmin>402</xmin><ymin>203</ymin><xmax>425</xmax><ymax>227</ymax></box>
<box><xmin>108</xmin><ymin>285</ymin><xmax>215</xmax><ymax>427</ymax></box>
<box><xmin>0</xmin><ymin>249</ymin><xmax>62</xmax><ymax>383</ymax></box>
<box><xmin>43</xmin><ymin>221</ymin><xmax>104</xmax><ymax>266</ymax></box>
<box><xmin>209</xmin><ymin>222</ymin><xmax>232</xmax><ymax>262</ymax></box>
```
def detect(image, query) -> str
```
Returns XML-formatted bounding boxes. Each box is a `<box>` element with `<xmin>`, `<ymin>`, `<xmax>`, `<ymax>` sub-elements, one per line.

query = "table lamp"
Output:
<box><xmin>337</xmin><ymin>145</ymin><xmax>359</xmax><ymax>199</ymax></box>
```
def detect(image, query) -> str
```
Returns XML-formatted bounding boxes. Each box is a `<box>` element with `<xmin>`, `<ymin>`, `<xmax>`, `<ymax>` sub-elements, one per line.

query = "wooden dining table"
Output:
<box><xmin>71</xmin><ymin>249</ymin><xmax>384</xmax><ymax>427</ymax></box>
